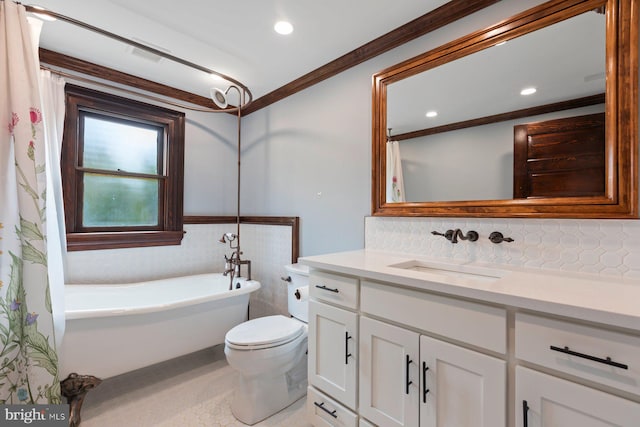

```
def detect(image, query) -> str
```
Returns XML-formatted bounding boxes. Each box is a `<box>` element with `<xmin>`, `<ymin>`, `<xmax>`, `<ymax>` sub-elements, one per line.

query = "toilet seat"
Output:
<box><xmin>225</xmin><ymin>315</ymin><xmax>305</xmax><ymax>351</ymax></box>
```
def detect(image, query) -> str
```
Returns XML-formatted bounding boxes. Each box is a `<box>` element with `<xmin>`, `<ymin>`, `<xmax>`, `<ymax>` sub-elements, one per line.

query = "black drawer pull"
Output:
<box><xmin>345</xmin><ymin>332</ymin><xmax>352</xmax><ymax>365</ymax></box>
<box><xmin>405</xmin><ymin>355</ymin><xmax>413</xmax><ymax>395</ymax></box>
<box><xmin>314</xmin><ymin>401</ymin><xmax>337</xmax><ymax>418</ymax></box>
<box><xmin>315</xmin><ymin>284</ymin><xmax>339</xmax><ymax>293</ymax></box>
<box><xmin>523</xmin><ymin>400</ymin><xmax>529</xmax><ymax>427</ymax></box>
<box><xmin>550</xmin><ymin>345</ymin><xmax>628</xmax><ymax>370</ymax></box>
<box><xmin>422</xmin><ymin>362</ymin><xmax>430</xmax><ymax>403</ymax></box>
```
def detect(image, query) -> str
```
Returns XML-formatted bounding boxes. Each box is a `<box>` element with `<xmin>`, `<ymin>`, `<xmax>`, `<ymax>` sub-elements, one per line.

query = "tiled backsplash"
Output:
<box><xmin>65</xmin><ymin>223</ymin><xmax>295</xmax><ymax>318</ymax></box>
<box><xmin>365</xmin><ymin>217</ymin><xmax>640</xmax><ymax>281</ymax></box>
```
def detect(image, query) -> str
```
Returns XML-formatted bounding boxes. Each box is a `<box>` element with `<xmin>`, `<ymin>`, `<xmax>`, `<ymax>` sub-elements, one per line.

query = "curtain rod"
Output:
<box><xmin>22</xmin><ymin>3</ymin><xmax>253</xmax><ymax>111</ymax></box>
<box><xmin>41</xmin><ymin>65</ymin><xmax>221</xmax><ymax>113</ymax></box>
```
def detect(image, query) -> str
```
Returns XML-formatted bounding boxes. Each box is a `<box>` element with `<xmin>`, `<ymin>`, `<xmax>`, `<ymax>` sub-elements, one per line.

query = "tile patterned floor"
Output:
<box><xmin>78</xmin><ymin>345</ymin><xmax>311</xmax><ymax>427</ymax></box>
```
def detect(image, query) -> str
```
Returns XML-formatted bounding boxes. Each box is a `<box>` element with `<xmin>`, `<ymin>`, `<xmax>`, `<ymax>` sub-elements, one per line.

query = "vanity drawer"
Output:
<box><xmin>308</xmin><ymin>386</ymin><xmax>357</xmax><ymax>427</ymax></box>
<box><xmin>515</xmin><ymin>312</ymin><xmax>640</xmax><ymax>396</ymax></box>
<box><xmin>359</xmin><ymin>418</ymin><xmax>375</xmax><ymax>427</ymax></box>
<box><xmin>309</xmin><ymin>271</ymin><xmax>359</xmax><ymax>310</ymax></box>
<box><xmin>361</xmin><ymin>280</ymin><xmax>506</xmax><ymax>354</ymax></box>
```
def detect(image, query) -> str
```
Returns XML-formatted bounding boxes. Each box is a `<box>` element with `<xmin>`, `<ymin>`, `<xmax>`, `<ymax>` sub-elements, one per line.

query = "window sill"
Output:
<box><xmin>66</xmin><ymin>230</ymin><xmax>185</xmax><ymax>251</ymax></box>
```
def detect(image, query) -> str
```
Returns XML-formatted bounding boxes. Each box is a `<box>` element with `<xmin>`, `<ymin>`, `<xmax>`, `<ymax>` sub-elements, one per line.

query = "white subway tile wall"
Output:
<box><xmin>238</xmin><ymin>224</ymin><xmax>294</xmax><ymax>318</ymax></box>
<box><xmin>65</xmin><ymin>223</ymin><xmax>294</xmax><ymax>318</ymax></box>
<box><xmin>365</xmin><ymin>217</ymin><xmax>640</xmax><ymax>281</ymax></box>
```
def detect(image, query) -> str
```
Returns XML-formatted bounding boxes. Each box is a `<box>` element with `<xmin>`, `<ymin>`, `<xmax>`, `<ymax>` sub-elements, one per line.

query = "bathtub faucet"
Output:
<box><xmin>223</xmin><ymin>250</ymin><xmax>252</xmax><ymax>290</ymax></box>
<box><xmin>220</xmin><ymin>232</ymin><xmax>252</xmax><ymax>286</ymax></box>
<box><xmin>223</xmin><ymin>253</ymin><xmax>237</xmax><ymax>290</ymax></box>
<box><xmin>220</xmin><ymin>231</ymin><xmax>252</xmax><ymax>290</ymax></box>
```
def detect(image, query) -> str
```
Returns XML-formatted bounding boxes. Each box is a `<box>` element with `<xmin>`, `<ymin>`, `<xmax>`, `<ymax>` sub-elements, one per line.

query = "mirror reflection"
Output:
<box><xmin>386</xmin><ymin>8</ymin><xmax>605</xmax><ymax>203</ymax></box>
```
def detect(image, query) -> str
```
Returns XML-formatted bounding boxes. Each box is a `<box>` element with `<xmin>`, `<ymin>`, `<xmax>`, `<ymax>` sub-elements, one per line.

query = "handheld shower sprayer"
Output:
<box><xmin>219</xmin><ymin>232</ymin><xmax>237</xmax><ymax>244</ymax></box>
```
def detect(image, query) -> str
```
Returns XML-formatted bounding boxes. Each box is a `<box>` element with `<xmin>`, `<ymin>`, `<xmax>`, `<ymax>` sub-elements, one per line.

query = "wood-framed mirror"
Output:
<box><xmin>372</xmin><ymin>0</ymin><xmax>638</xmax><ymax>218</ymax></box>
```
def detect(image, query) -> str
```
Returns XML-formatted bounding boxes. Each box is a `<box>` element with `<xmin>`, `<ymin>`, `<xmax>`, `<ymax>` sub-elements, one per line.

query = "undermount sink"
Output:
<box><xmin>388</xmin><ymin>260</ymin><xmax>507</xmax><ymax>283</ymax></box>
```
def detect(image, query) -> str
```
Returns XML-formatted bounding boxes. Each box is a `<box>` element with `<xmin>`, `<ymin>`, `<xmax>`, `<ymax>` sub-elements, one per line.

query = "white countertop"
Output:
<box><xmin>300</xmin><ymin>249</ymin><xmax>640</xmax><ymax>332</ymax></box>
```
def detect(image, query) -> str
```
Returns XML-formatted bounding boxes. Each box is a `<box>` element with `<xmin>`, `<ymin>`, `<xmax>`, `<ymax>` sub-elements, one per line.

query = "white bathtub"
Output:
<box><xmin>60</xmin><ymin>273</ymin><xmax>260</xmax><ymax>379</ymax></box>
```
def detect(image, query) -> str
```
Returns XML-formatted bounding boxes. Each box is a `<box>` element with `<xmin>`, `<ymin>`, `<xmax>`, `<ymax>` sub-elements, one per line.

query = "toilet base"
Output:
<box><xmin>230</xmin><ymin>350</ymin><xmax>307</xmax><ymax>425</ymax></box>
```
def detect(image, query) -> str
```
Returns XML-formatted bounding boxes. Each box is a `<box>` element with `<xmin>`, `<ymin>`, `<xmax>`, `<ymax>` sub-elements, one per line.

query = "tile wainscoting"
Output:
<box><xmin>65</xmin><ymin>221</ymin><xmax>297</xmax><ymax>319</ymax></box>
<box><xmin>365</xmin><ymin>217</ymin><xmax>640</xmax><ymax>280</ymax></box>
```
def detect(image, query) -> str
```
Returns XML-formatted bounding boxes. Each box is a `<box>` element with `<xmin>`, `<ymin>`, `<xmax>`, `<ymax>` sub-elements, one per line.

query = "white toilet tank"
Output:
<box><xmin>284</xmin><ymin>263</ymin><xmax>309</xmax><ymax>323</ymax></box>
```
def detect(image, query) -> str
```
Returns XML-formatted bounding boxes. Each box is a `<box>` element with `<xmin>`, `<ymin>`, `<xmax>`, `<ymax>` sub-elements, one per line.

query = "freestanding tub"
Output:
<box><xmin>60</xmin><ymin>273</ymin><xmax>260</xmax><ymax>380</ymax></box>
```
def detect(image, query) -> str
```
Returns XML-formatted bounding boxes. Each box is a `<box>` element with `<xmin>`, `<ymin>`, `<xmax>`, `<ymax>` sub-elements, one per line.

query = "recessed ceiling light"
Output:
<box><xmin>426</xmin><ymin>111</ymin><xmax>438</xmax><ymax>118</ymax></box>
<box><xmin>495</xmin><ymin>41</ymin><xmax>507</xmax><ymax>47</ymax></box>
<box><xmin>274</xmin><ymin>21</ymin><xmax>293</xmax><ymax>35</ymax></box>
<box><xmin>520</xmin><ymin>87</ymin><xmax>537</xmax><ymax>96</ymax></box>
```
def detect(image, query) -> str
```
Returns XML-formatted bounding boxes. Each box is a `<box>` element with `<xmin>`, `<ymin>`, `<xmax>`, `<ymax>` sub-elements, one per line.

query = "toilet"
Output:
<box><xmin>224</xmin><ymin>263</ymin><xmax>309</xmax><ymax>425</ymax></box>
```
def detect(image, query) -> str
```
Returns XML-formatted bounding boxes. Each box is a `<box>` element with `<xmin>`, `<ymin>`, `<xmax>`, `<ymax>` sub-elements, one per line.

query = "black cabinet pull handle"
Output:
<box><xmin>315</xmin><ymin>284</ymin><xmax>339</xmax><ymax>293</ymax></box>
<box><xmin>523</xmin><ymin>400</ymin><xmax>529</xmax><ymax>427</ymax></box>
<box><xmin>550</xmin><ymin>345</ymin><xmax>628</xmax><ymax>370</ymax></box>
<box><xmin>314</xmin><ymin>401</ymin><xmax>338</xmax><ymax>418</ymax></box>
<box><xmin>422</xmin><ymin>362</ymin><xmax>430</xmax><ymax>403</ymax></box>
<box><xmin>405</xmin><ymin>355</ymin><xmax>413</xmax><ymax>395</ymax></box>
<box><xmin>345</xmin><ymin>332</ymin><xmax>352</xmax><ymax>364</ymax></box>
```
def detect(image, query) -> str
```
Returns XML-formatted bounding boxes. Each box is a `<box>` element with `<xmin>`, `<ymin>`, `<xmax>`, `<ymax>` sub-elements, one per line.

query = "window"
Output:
<box><xmin>62</xmin><ymin>85</ymin><xmax>185</xmax><ymax>250</ymax></box>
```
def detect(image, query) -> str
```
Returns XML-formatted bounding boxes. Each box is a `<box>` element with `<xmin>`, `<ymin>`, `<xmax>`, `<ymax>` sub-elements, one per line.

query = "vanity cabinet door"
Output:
<box><xmin>309</xmin><ymin>301</ymin><xmax>358</xmax><ymax>410</ymax></box>
<box><xmin>516</xmin><ymin>366</ymin><xmax>640</xmax><ymax>427</ymax></box>
<box><xmin>419</xmin><ymin>335</ymin><xmax>506</xmax><ymax>427</ymax></box>
<box><xmin>360</xmin><ymin>316</ymin><xmax>420</xmax><ymax>427</ymax></box>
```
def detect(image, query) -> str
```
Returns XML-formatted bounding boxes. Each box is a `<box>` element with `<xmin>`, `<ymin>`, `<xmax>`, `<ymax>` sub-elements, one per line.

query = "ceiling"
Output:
<box><xmin>29</xmin><ymin>0</ymin><xmax>451</xmax><ymax>105</ymax></box>
<box><xmin>387</xmin><ymin>8</ymin><xmax>606</xmax><ymax>135</ymax></box>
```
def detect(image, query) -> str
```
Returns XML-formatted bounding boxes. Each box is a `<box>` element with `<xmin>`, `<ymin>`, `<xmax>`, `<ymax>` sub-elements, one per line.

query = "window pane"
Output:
<box><xmin>83</xmin><ymin>174</ymin><xmax>159</xmax><ymax>227</ymax></box>
<box><xmin>83</xmin><ymin>115</ymin><xmax>161</xmax><ymax>174</ymax></box>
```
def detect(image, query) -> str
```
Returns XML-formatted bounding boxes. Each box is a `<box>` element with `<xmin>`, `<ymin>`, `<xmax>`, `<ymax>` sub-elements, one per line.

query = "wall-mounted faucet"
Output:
<box><xmin>431</xmin><ymin>229</ymin><xmax>478</xmax><ymax>244</ymax></box>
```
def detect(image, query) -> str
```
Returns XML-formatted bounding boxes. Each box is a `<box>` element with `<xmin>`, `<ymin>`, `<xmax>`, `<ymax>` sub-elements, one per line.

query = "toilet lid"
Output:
<box><xmin>225</xmin><ymin>315</ymin><xmax>304</xmax><ymax>348</ymax></box>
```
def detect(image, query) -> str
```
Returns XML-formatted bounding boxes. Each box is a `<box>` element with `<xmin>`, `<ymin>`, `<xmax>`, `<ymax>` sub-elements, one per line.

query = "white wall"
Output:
<box><xmin>182</xmin><ymin>109</ymin><xmax>237</xmax><ymax>214</ymax></box>
<box><xmin>241</xmin><ymin>71</ymin><xmax>371</xmax><ymax>256</ymax></box>
<box><xmin>241</xmin><ymin>0</ymin><xmax>550</xmax><ymax>256</ymax></box>
<box><xmin>399</xmin><ymin>105</ymin><xmax>604</xmax><ymax>202</ymax></box>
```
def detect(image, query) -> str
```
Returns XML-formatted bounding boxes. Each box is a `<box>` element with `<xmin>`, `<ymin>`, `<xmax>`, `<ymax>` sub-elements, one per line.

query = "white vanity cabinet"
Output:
<box><xmin>303</xmin><ymin>254</ymin><xmax>640</xmax><ymax>427</ymax></box>
<box><xmin>309</xmin><ymin>300</ymin><xmax>358</xmax><ymax>409</ymax></box>
<box><xmin>419</xmin><ymin>335</ymin><xmax>506</xmax><ymax>427</ymax></box>
<box><xmin>359</xmin><ymin>317</ymin><xmax>419</xmax><ymax>427</ymax></box>
<box><xmin>308</xmin><ymin>271</ymin><xmax>360</xmax><ymax>427</ymax></box>
<box><xmin>359</xmin><ymin>318</ymin><xmax>506</xmax><ymax>427</ymax></box>
<box><xmin>358</xmin><ymin>283</ymin><xmax>506</xmax><ymax>427</ymax></box>
<box><xmin>514</xmin><ymin>312</ymin><xmax>640</xmax><ymax>426</ymax></box>
<box><xmin>515</xmin><ymin>367</ymin><xmax>640</xmax><ymax>426</ymax></box>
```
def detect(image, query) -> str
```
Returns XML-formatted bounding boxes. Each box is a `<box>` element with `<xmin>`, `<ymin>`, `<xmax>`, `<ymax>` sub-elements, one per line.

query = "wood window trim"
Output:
<box><xmin>62</xmin><ymin>85</ymin><xmax>185</xmax><ymax>251</ymax></box>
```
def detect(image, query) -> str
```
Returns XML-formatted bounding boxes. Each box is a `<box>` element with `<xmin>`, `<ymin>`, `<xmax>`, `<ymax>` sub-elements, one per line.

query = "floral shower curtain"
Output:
<box><xmin>0</xmin><ymin>1</ymin><xmax>62</xmax><ymax>404</ymax></box>
<box><xmin>39</xmin><ymin>69</ymin><xmax>67</xmax><ymax>354</ymax></box>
